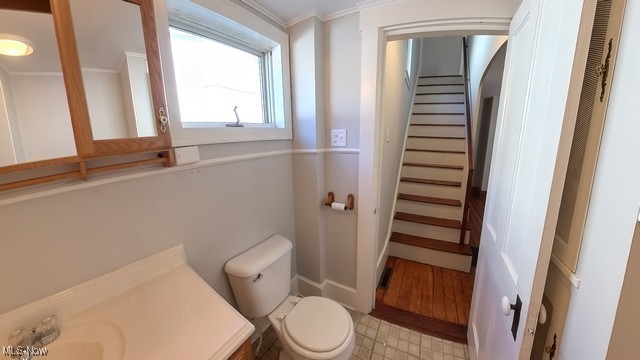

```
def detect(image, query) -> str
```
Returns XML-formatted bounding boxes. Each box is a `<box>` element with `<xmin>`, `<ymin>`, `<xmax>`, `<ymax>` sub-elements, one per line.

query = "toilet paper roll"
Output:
<box><xmin>331</xmin><ymin>202</ymin><xmax>347</xmax><ymax>211</ymax></box>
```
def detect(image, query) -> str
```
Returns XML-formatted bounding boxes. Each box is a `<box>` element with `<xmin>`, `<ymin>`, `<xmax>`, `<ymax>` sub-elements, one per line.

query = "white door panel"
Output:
<box><xmin>468</xmin><ymin>0</ymin><xmax>586</xmax><ymax>358</ymax></box>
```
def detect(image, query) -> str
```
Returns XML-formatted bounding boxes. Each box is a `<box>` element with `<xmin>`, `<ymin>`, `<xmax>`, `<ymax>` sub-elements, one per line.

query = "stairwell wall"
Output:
<box><xmin>376</xmin><ymin>39</ymin><xmax>421</xmax><ymax>281</ymax></box>
<box><xmin>419</xmin><ymin>37</ymin><xmax>463</xmax><ymax>76</ymax></box>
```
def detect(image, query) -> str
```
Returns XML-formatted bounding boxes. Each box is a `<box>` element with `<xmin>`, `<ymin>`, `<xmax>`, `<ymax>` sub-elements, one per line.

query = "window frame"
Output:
<box><xmin>163</xmin><ymin>1</ymin><xmax>292</xmax><ymax>146</ymax></box>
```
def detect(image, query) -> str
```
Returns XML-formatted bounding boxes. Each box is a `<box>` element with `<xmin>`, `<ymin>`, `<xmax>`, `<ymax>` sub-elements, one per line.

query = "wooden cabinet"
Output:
<box><xmin>228</xmin><ymin>339</ymin><xmax>253</xmax><ymax>360</ymax></box>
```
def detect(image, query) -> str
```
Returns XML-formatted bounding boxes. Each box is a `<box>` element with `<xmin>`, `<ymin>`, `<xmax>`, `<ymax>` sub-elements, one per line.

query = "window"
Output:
<box><xmin>165</xmin><ymin>1</ymin><xmax>292</xmax><ymax>146</ymax></box>
<box><xmin>170</xmin><ymin>26</ymin><xmax>271</xmax><ymax>127</ymax></box>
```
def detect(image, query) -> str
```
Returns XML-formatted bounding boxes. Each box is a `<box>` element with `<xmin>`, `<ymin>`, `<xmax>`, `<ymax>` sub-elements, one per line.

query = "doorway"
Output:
<box><xmin>367</xmin><ymin>35</ymin><xmax>507</xmax><ymax>341</ymax></box>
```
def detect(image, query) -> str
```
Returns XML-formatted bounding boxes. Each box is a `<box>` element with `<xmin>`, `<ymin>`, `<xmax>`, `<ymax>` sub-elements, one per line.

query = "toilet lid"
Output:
<box><xmin>283</xmin><ymin>296</ymin><xmax>351</xmax><ymax>353</ymax></box>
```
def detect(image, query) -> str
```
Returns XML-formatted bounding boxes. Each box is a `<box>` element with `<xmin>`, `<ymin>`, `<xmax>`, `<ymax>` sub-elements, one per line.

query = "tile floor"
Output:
<box><xmin>255</xmin><ymin>310</ymin><xmax>470</xmax><ymax>360</ymax></box>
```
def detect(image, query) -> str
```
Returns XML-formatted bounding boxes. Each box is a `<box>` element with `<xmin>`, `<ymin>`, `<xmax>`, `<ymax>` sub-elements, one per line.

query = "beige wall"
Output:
<box><xmin>0</xmin><ymin>143</ymin><xmax>295</xmax><ymax>314</ymax></box>
<box><xmin>607</xmin><ymin>223</ymin><xmax>640</xmax><ymax>359</ymax></box>
<box><xmin>289</xmin><ymin>13</ymin><xmax>361</xmax><ymax>301</ymax></box>
<box><xmin>289</xmin><ymin>17</ymin><xmax>327</xmax><ymax>287</ymax></box>
<box><xmin>419</xmin><ymin>37</ymin><xmax>462</xmax><ymax>76</ymax></box>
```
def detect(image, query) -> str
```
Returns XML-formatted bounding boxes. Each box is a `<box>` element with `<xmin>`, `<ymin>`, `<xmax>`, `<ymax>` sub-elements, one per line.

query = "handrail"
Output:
<box><xmin>459</xmin><ymin>37</ymin><xmax>474</xmax><ymax>244</ymax></box>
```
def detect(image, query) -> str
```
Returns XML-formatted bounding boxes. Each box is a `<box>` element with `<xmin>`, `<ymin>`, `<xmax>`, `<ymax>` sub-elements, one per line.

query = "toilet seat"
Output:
<box><xmin>282</xmin><ymin>297</ymin><xmax>352</xmax><ymax>355</ymax></box>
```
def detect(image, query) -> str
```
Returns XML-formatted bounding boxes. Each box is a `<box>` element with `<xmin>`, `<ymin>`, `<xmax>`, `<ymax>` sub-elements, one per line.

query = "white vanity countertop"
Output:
<box><xmin>0</xmin><ymin>245</ymin><xmax>254</xmax><ymax>360</ymax></box>
<box><xmin>70</xmin><ymin>264</ymin><xmax>254</xmax><ymax>359</ymax></box>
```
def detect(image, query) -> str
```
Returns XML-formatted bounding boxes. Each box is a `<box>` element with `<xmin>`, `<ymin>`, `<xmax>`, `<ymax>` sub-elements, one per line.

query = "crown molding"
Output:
<box><xmin>240</xmin><ymin>0</ymin><xmax>286</xmax><ymax>27</ymax></box>
<box><xmin>285</xmin><ymin>9</ymin><xmax>325</xmax><ymax>28</ymax></box>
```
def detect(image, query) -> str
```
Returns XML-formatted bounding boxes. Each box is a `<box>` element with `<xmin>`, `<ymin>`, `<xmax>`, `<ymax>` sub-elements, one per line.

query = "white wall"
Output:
<box><xmin>83</xmin><ymin>70</ymin><xmax>130</xmax><ymax>140</ymax></box>
<box><xmin>10</xmin><ymin>74</ymin><xmax>76</xmax><ymax>162</ymax></box>
<box><xmin>467</xmin><ymin>35</ymin><xmax>507</xmax><ymax>145</ymax></box>
<box><xmin>607</xmin><ymin>223</ymin><xmax>640</xmax><ymax>359</ymax></box>
<box><xmin>0</xmin><ymin>144</ymin><xmax>295</xmax><ymax>314</ymax></box>
<box><xmin>324</xmin><ymin>13</ymin><xmax>361</xmax><ymax>149</ymax></box>
<box><xmin>419</xmin><ymin>37</ymin><xmax>462</xmax><ymax>76</ymax></box>
<box><xmin>560</xmin><ymin>0</ymin><xmax>640</xmax><ymax>357</ymax></box>
<box><xmin>376</xmin><ymin>39</ymin><xmax>420</xmax><ymax>278</ymax></box>
<box><xmin>0</xmin><ymin>66</ymin><xmax>18</xmax><ymax>166</ymax></box>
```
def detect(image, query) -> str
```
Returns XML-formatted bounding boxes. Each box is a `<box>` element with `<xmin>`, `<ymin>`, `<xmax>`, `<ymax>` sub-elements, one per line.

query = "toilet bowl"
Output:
<box><xmin>224</xmin><ymin>235</ymin><xmax>355</xmax><ymax>360</ymax></box>
<box><xmin>268</xmin><ymin>296</ymin><xmax>355</xmax><ymax>360</ymax></box>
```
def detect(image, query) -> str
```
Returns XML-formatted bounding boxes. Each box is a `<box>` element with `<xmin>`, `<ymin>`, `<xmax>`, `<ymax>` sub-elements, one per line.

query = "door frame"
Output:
<box><xmin>356</xmin><ymin>18</ymin><xmax>511</xmax><ymax>313</ymax></box>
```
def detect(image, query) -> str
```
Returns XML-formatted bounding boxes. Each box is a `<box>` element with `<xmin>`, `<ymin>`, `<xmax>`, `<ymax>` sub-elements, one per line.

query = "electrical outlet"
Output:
<box><xmin>331</xmin><ymin>129</ymin><xmax>347</xmax><ymax>147</ymax></box>
<box><xmin>174</xmin><ymin>146</ymin><xmax>200</xmax><ymax>165</ymax></box>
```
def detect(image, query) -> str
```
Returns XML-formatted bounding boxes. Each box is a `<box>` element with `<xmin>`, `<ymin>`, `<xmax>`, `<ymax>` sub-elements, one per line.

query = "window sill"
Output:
<box><xmin>171</xmin><ymin>125</ymin><xmax>292</xmax><ymax>146</ymax></box>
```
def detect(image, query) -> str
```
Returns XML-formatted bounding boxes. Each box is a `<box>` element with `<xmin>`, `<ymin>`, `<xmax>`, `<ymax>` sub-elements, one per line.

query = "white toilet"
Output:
<box><xmin>224</xmin><ymin>235</ymin><xmax>355</xmax><ymax>360</ymax></box>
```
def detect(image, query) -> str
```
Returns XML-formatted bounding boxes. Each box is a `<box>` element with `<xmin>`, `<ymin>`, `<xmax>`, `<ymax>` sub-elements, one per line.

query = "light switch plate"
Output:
<box><xmin>174</xmin><ymin>146</ymin><xmax>200</xmax><ymax>165</ymax></box>
<box><xmin>331</xmin><ymin>129</ymin><xmax>347</xmax><ymax>147</ymax></box>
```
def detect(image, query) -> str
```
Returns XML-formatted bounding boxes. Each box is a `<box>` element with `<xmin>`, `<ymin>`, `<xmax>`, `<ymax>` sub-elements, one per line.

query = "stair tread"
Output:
<box><xmin>414</xmin><ymin>102</ymin><xmax>465</xmax><ymax>105</ymax></box>
<box><xmin>412</xmin><ymin>112</ymin><xmax>465</xmax><ymax>115</ymax></box>
<box><xmin>417</xmin><ymin>84</ymin><xmax>464</xmax><ymax>87</ymax></box>
<box><xmin>419</xmin><ymin>75</ymin><xmax>462</xmax><ymax>78</ymax></box>
<box><xmin>408</xmin><ymin>135</ymin><xmax>465</xmax><ymax>139</ymax></box>
<box><xmin>405</xmin><ymin>148</ymin><xmax>465</xmax><ymax>154</ymax></box>
<box><xmin>410</xmin><ymin>123</ymin><xmax>465</xmax><ymax>127</ymax></box>
<box><xmin>397</xmin><ymin>193</ymin><xmax>462</xmax><ymax>207</ymax></box>
<box><xmin>391</xmin><ymin>232</ymin><xmax>471</xmax><ymax>255</ymax></box>
<box><xmin>400</xmin><ymin>177</ymin><xmax>462</xmax><ymax>187</ymax></box>
<box><xmin>403</xmin><ymin>162</ymin><xmax>464</xmax><ymax>170</ymax></box>
<box><xmin>415</xmin><ymin>92</ymin><xmax>465</xmax><ymax>95</ymax></box>
<box><xmin>394</xmin><ymin>212</ymin><xmax>462</xmax><ymax>229</ymax></box>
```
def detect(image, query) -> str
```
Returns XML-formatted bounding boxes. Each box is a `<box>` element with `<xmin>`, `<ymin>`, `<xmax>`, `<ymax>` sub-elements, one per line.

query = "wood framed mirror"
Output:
<box><xmin>64</xmin><ymin>0</ymin><xmax>171</xmax><ymax>157</ymax></box>
<box><xmin>0</xmin><ymin>0</ymin><xmax>172</xmax><ymax>192</ymax></box>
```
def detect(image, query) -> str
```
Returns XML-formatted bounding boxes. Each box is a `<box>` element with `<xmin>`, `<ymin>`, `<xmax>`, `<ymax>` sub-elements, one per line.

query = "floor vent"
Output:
<box><xmin>379</xmin><ymin>266</ymin><xmax>394</xmax><ymax>289</ymax></box>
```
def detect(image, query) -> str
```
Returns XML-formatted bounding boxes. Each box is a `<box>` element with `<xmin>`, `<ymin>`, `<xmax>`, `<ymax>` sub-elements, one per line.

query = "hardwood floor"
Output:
<box><xmin>468</xmin><ymin>191</ymin><xmax>486</xmax><ymax>248</ymax></box>
<box><xmin>371</xmin><ymin>194</ymin><xmax>485</xmax><ymax>343</ymax></box>
<box><xmin>372</xmin><ymin>257</ymin><xmax>474</xmax><ymax>342</ymax></box>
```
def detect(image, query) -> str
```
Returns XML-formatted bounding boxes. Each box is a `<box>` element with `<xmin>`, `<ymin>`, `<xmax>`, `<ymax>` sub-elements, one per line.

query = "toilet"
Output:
<box><xmin>224</xmin><ymin>235</ymin><xmax>355</xmax><ymax>360</ymax></box>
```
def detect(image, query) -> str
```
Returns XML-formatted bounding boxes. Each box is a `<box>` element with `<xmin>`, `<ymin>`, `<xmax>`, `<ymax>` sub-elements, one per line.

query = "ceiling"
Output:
<box><xmin>241</xmin><ymin>0</ymin><xmax>366</xmax><ymax>26</ymax></box>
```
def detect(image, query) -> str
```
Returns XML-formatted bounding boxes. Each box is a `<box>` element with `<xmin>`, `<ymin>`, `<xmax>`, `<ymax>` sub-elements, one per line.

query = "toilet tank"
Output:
<box><xmin>224</xmin><ymin>234</ymin><xmax>293</xmax><ymax>319</ymax></box>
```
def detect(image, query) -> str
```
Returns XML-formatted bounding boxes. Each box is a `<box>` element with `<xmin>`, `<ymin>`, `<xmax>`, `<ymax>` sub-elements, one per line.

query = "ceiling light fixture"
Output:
<box><xmin>0</xmin><ymin>34</ymin><xmax>35</xmax><ymax>57</ymax></box>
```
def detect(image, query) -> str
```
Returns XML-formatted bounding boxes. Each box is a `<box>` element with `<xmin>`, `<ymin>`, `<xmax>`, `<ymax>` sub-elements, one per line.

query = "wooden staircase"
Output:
<box><xmin>389</xmin><ymin>75</ymin><xmax>472</xmax><ymax>273</ymax></box>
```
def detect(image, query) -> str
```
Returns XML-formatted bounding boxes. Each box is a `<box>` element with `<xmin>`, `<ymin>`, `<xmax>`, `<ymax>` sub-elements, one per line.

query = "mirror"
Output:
<box><xmin>0</xmin><ymin>0</ymin><xmax>172</xmax><ymax>191</ymax></box>
<box><xmin>0</xmin><ymin>7</ymin><xmax>77</xmax><ymax>166</ymax></box>
<box><xmin>68</xmin><ymin>0</ymin><xmax>156</xmax><ymax>140</ymax></box>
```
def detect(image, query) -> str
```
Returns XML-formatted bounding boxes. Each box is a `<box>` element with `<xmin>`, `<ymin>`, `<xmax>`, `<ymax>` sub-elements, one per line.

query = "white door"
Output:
<box><xmin>467</xmin><ymin>0</ymin><xmax>586</xmax><ymax>358</ymax></box>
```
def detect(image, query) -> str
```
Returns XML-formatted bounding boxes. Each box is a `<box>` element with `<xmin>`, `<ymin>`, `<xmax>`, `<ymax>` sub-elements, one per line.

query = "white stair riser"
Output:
<box><xmin>401</xmin><ymin>165</ymin><xmax>463</xmax><ymax>182</ymax></box>
<box><xmin>406</xmin><ymin>137</ymin><xmax>466</xmax><ymax>152</ymax></box>
<box><xmin>389</xmin><ymin>241</ymin><xmax>471</xmax><ymax>272</ymax></box>
<box><xmin>409</xmin><ymin>125</ymin><xmax>466</xmax><ymax>138</ymax></box>
<box><xmin>415</xmin><ymin>94</ymin><xmax>465</xmax><ymax>103</ymax></box>
<box><xmin>398</xmin><ymin>181</ymin><xmax>462</xmax><ymax>200</ymax></box>
<box><xmin>411</xmin><ymin>114</ymin><xmax>466</xmax><ymax>125</ymax></box>
<box><xmin>412</xmin><ymin>103</ymin><xmax>466</xmax><ymax>113</ymax></box>
<box><xmin>418</xmin><ymin>76</ymin><xmax>463</xmax><ymax>85</ymax></box>
<box><xmin>395</xmin><ymin>199</ymin><xmax>463</xmax><ymax>221</ymax></box>
<box><xmin>416</xmin><ymin>85</ymin><xmax>464</xmax><ymax>94</ymax></box>
<box><xmin>404</xmin><ymin>150</ymin><xmax>465</xmax><ymax>165</ymax></box>
<box><xmin>392</xmin><ymin>220</ymin><xmax>460</xmax><ymax>243</ymax></box>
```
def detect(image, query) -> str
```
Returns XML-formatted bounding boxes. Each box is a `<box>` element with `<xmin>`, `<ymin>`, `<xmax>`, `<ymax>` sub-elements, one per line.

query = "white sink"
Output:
<box><xmin>0</xmin><ymin>245</ymin><xmax>254</xmax><ymax>360</ymax></box>
<box><xmin>44</xmin><ymin>321</ymin><xmax>123</xmax><ymax>360</ymax></box>
<box><xmin>45</xmin><ymin>342</ymin><xmax>104</xmax><ymax>360</ymax></box>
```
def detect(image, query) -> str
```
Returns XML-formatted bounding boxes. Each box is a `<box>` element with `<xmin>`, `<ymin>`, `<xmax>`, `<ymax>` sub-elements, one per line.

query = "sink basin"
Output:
<box><xmin>44</xmin><ymin>321</ymin><xmax>124</xmax><ymax>360</ymax></box>
<box><xmin>0</xmin><ymin>245</ymin><xmax>254</xmax><ymax>360</ymax></box>
<box><xmin>45</xmin><ymin>342</ymin><xmax>103</xmax><ymax>360</ymax></box>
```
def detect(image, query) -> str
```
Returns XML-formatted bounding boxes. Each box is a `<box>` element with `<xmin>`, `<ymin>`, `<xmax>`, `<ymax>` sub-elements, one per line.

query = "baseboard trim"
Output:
<box><xmin>294</xmin><ymin>275</ymin><xmax>357</xmax><ymax>310</ymax></box>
